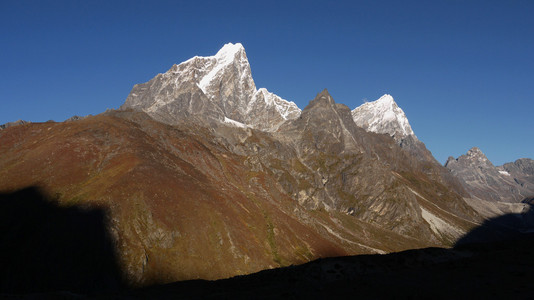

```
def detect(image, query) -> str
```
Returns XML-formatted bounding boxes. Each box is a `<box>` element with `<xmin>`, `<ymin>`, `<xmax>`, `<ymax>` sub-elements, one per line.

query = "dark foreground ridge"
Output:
<box><xmin>127</xmin><ymin>236</ymin><xmax>534</xmax><ymax>299</ymax></box>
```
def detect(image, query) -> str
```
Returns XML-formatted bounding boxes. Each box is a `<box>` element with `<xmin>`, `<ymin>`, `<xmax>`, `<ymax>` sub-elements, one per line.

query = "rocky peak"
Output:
<box><xmin>278</xmin><ymin>89</ymin><xmax>366</xmax><ymax>156</ymax></box>
<box><xmin>121</xmin><ymin>42</ymin><xmax>300</xmax><ymax>131</ymax></box>
<box><xmin>446</xmin><ymin>147</ymin><xmax>494</xmax><ymax>170</ymax></box>
<box><xmin>306</xmin><ymin>89</ymin><xmax>335</xmax><ymax>108</ymax></box>
<box><xmin>351</xmin><ymin>94</ymin><xmax>415</xmax><ymax>143</ymax></box>
<box><xmin>445</xmin><ymin>147</ymin><xmax>533</xmax><ymax>202</ymax></box>
<box><xmin>466</xmin><ymin>147</ymin><xmax>488</xmax><ymax>161</ymax></box>
<box><xmin>502</xmin><ymin>158</ymin><xmax>534</xmax><ymax>176</ymax></box>
<box><xmin>0</xmin><ymin>120</ymin><xmax>29</xmax><ymax>130</ymax></box>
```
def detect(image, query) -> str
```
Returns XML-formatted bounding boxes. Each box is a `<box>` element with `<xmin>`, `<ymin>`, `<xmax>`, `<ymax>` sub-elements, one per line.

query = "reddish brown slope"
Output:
<box><xmin>0</xmin><ymin>111</ymin><xmax>432</xmax><ymax>286</ymax></box>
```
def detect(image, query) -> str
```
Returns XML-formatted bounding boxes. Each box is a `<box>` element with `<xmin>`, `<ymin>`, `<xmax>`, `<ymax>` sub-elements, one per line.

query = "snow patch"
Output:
<box><xmin>499</xmin><ymin>170</ymin><xmax>511</xmax><ymax>176</ymax></box>
<box><xmin>224</xmin><ymin>117</ymin><xmax>248</xmax><ymax>128</ymax></box>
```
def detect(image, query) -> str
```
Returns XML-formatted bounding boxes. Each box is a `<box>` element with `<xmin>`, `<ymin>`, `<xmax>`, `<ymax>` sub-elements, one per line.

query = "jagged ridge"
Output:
<box><xmin>121</xmin><ymin>43</ymin><xmax>300</xmax><ymax>131</ymax></box>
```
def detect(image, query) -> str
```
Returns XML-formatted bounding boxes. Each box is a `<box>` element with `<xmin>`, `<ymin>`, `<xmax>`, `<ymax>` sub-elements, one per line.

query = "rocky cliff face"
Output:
<box><xmin>445</xmin><ymin>148</ymin><xmax>534</xmax><ymax>203</ymax></box>
<box><xmin>501</xmin><ymin>158</ymin><xmax>534</xmax><ymax>194</ymax></box>
<box><xmin>121</xmin><ymin>43</ymin><xmax>300</xmax><ymax>131</ymax></box>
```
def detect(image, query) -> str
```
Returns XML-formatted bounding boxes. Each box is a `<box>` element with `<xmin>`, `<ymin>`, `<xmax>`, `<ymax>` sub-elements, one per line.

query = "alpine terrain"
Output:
<box><xmin>1</xmin><ymin>43</ymin><xmax>532</xmax><ymax>296</ymax></box>
<box><xmin>445</xmin><ymin>147</ymin><xmax>534</xmax><ymax>218</ymax></box>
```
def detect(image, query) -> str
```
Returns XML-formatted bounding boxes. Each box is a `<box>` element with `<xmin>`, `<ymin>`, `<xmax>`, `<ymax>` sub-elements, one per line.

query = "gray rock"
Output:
<box><xmin>0</xmin><ymin>119</ymin><xmax>29</xmax><ymax>130</ymax></box>
<box><xmin>445</xmin><ymin>148</ymin><xmax>534</xmax><ymax>202</ymax></box>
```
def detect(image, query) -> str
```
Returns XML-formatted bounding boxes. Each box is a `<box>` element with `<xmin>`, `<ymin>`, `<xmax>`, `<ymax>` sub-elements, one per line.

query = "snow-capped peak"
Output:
<box><xmin>351</xmin><ymin>94</ymin><xmax>416</xmax><ymax>141</ymax></box>
<box><xmin>376</xmin><ymin>94</ymin><xmax>395</xmax><ymax>104</ymax></box>
<box><xmin>122</xmin><ymin>42</ymin><xmax>301</xmax><ymax>132</ymax></box>
<box><xmin>198</xmin><ymin>43</ymin><xmax>251</xmax><ymax>93</ymax></box>
<box><xmin>214</xmin><ymin>43</ymin><xmax>245</xmax><ymax>63</ymax></box>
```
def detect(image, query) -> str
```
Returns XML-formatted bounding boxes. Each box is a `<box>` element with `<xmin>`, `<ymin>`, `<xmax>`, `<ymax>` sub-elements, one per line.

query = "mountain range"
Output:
<box><xmin>1</xmin><ymin>43</ymin><xmax>532</xmax><ymax>294</ymax></box>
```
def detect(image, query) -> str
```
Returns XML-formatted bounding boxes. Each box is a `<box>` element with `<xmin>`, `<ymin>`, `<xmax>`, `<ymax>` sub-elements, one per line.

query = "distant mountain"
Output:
<box><xmin>121</xmin><ymin>43</ymin><xmax>300</xmax><ymax>131</ymax></box>
<box><xmin>0</xmin><ymin>119</ymin><xmax>29</xmax><ymax>130</ymax></box>
<box><xmin>351</xmin><ymin>94</ymin><xmax>464</xmax><ymax>192</ymax></box>
<box><xmin>445</xmin><ymin>147</ymin><xmax>534</xmax><ymax>203</ymax></box>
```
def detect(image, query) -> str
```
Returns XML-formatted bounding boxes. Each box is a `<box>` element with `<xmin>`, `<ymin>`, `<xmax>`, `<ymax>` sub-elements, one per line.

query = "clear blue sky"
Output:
<box><xmin>1</xmin><ymin>0</ymin><xmax>533</xmax><ymax>165</ymax></box>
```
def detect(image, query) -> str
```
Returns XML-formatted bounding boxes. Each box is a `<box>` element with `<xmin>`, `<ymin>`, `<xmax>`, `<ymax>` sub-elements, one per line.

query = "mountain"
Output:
<box><xmin>0</xmin><ymin>119</ymin><xmax>29</xmax><ymax>130</ymax></box>
<box><xmin>121</xmin><ymin>43</ymin><xmax>300</xmax><ymax>131</ymax></box>
<box><xmin>351</xmin><ymin>94</ymin><xmax>439</xmax><ymax>164</ymax></box>
<box><xmin>3</xmin><ymin>43</ymin><xmax>520</xmax><ymax>292</ymax></box>
<box><xmin>501</xmin><ymin>158</ymin><xmax>534</xmax><ymax>192</ymax></box>
<box><xmin>445</xmin><ymin>147</ymin><xmax>534</xmax><ymax>205</ymax></box>
<box><xmin>352</xmin><ymin>94</ymin><xmax>415</xmax><ymax>143</ymax></box>
<box><xmin>0</xmin><ymin>91</ymin><xmax>483</xmax><ymax>287</ymax></box>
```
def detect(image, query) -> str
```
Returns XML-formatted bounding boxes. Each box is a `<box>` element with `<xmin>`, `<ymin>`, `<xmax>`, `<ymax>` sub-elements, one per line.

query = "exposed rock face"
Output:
<box><xmin>352</xmin><ymin>94</ymin><xmax>439</xmax><ymax>165</ymax></box>
<box><xmin>445</xmin><ymin>148</ymin><xmax>534</xmax><ymax>203</ymax></box>
<box><xmin>121</xmin><ymin>43</ymin><xmax>300</xmax><ymax>131</ymax></box>
<box><xmin>221</xmin><ymin>90</ymin><xmax>479</xmax><ymax>243</ymax></box>
<box><xmin>501</xmin><ymin>158</ymin><xmax>534</xmax><ymax>193</ymax></box>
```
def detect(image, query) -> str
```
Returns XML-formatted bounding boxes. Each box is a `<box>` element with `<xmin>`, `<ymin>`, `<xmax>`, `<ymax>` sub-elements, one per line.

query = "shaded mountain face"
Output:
<box><xmin>445</xmin><ymin>148</ymin><xmax>534</xmax><ymax>203</ymax></box>
<box><xmin>121</xmin><ymin>43</ymin><xmax>300</xmax><ymax>131</ymax></box>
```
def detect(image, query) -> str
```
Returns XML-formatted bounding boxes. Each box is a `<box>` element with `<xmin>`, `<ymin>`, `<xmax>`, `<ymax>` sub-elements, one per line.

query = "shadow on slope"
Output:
<box><xmin>454</xmin><ymin>202</ymin><xmax>534</xmax><ymax>246</ymax></box>
<box><xmin>0</xmin><ymin>187</ymin><xmax>124</xmax><ymax>295</ymax></box>
<box><xmin>126</xmin><ymin>207</ymin><xmax>534</xmax><ymax>299</ymax></box>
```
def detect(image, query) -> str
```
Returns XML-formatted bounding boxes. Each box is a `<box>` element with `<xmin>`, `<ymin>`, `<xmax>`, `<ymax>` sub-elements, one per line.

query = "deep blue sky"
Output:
<box><xmin>1</xmin><ymin>0</ymin><xmax>533</xmax><ymax>165</ymax></box>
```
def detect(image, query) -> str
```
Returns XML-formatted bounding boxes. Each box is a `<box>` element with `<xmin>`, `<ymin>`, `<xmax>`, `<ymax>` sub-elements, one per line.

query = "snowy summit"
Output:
<box><xmin>121</xmin><ymin>42</ymin><xmax>301</xmax><ymax>131</ymax></box>
<box><xmin>351</xmin><ymin>94</ymin><xmax>416</xmax><ymax>142</ymax></box>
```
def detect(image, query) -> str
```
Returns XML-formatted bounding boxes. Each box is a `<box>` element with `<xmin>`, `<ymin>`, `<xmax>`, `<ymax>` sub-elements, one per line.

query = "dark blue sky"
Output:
<box><xmin>1</xmin><ymin>0</ymin><xmax>533</xmax><ymax>165</ymax></box>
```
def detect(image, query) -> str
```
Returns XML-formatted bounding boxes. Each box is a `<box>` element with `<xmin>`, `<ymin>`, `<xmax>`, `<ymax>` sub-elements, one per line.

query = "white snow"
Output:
<box><xmin>499</xmin><ymin>170</ymin><xmax>511</xmax><ymax>176</ymax></box>
<box><xmin>352</xmin><ymin>94</ymin><xmax>415</xmax><ymax>139</ymax></box>
<box><xmin>262</xmin><ymin>88</ymin><xmax>300</xmax><ymax>119</ymax></box>
<box><xmin>247</xmin><ymin>88</ymin><xmax>301</xmax><ymax>120</ymax></box>
<box><xmin>197</xmin><ymin>43</ymin><xmax>244</xmax><ymax>92</ymax></box>
<box><xmin>224</xmin><ymin>117</ymin><xmax>248</xmax><ymax>128</ymax></box>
